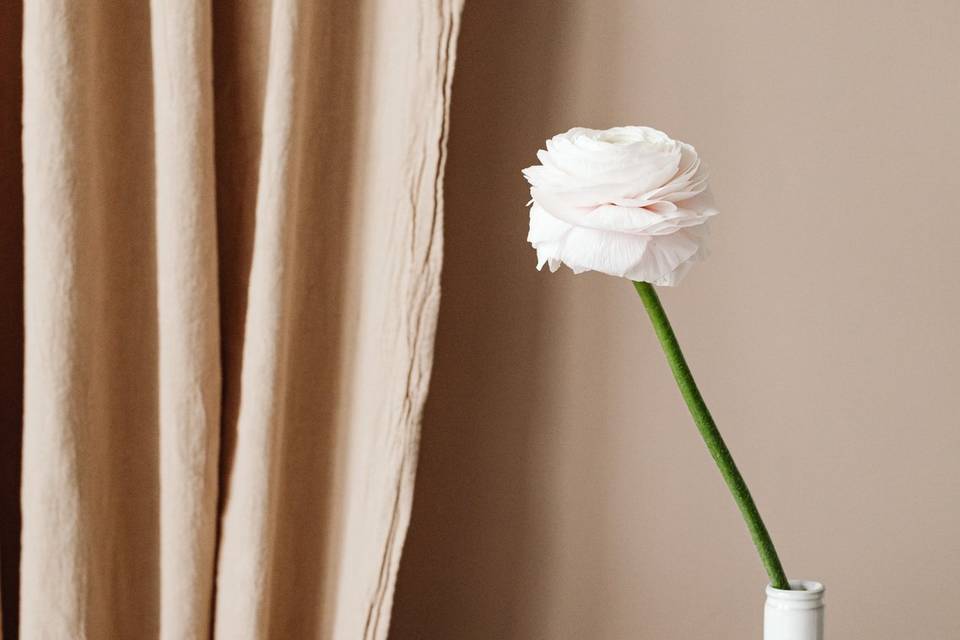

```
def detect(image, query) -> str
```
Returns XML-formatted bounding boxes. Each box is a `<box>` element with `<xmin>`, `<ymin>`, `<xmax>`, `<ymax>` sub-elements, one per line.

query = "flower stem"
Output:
<box><xmin>632</xmin><ymin>281</ymin><xmax>790</xmax><ymax>590</ymax></box>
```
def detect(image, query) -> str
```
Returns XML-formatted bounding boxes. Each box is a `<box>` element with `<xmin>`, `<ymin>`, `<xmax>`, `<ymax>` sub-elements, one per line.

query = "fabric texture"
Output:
<box><xmin>12</xmin><ymin>0</ymin><xmax>462</xmax><ymax>637</ymax></box>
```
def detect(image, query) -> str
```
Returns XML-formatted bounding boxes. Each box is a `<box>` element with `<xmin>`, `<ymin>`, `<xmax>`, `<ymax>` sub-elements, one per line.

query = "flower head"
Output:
<box><xmin>522</xmin><ymin>126</ymin><xmax>718</xmax><ymax>285</ymax></box>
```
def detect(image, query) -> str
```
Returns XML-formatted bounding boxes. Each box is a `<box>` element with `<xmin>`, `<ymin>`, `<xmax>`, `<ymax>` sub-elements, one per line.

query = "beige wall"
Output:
<box><xmin>391</xmin><ymin>1</ymin><xmax>960</xmax><ymax>638</ymax></box>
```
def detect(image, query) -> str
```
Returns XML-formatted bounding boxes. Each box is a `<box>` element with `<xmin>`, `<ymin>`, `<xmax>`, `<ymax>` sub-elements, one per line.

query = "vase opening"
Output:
<box><xmin>767</xmin><ymin>580</ymin><xmax>824</xmax><ymax>597</ymax></box>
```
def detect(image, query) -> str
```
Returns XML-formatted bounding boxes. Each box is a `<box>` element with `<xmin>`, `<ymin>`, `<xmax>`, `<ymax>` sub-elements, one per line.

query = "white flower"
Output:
<box><xmin>522</xmin><ymin>126</ymin><xmax>718</xmax><ymax>285</ymax></box>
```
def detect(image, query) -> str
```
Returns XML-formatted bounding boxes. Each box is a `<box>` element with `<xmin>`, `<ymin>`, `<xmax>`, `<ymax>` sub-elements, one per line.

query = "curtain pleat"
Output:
<box><xmin>212</xmin><ymin>0</ymin><xmax>321</xmax><ymax>635</ymax></box>
<box><xmin>17</xmin><ymin>0</ymin><xmax>462</xmax><ymax>638</ymax></box>
<box><xmin>22</xmin><ymin>1</ymin><xmax>163</xmax><ymax>637</ymax></box>
<box><xmin>150</xmin><ymin>1</ymin><xmax>222</xmax><ymax>638</ymax></box>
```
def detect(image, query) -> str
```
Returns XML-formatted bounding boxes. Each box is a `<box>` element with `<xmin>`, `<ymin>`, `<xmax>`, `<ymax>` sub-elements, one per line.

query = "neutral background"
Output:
<box><xmin>391</xmin><ymin>0</ymin><xmax>960</xmax><ymax>638</ymax></box>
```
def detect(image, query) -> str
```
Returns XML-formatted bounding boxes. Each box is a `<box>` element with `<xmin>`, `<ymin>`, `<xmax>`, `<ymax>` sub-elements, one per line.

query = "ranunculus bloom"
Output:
<box><xmin>522</xmin><ymin>126</ymin><xmax>718</xmax><ymax>285</ymax></box>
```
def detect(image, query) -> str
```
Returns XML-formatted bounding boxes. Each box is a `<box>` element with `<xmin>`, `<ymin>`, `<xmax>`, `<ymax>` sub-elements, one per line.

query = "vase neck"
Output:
<box><xmin>764</xmin><ymin>580</ymin><xmax>825</xmax><ymax>640</ymax></box>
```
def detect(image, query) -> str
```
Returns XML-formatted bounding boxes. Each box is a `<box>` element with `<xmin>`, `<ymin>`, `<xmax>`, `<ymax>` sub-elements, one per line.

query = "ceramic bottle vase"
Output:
<box><xmin>764</xmin><ymin>580</ymin><xmax>825</xmax><ymax>640</ymax></box>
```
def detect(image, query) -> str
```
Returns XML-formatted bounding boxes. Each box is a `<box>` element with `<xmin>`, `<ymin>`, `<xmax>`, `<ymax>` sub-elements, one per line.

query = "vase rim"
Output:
<box><xmin>766</xmin><ymin>580</ymin><xmax>824</xmax><ymax>600</ymax></box>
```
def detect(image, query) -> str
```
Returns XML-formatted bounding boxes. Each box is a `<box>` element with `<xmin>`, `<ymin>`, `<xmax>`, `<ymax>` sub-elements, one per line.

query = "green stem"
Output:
<box><xmin>633</xmin><ymin>281</ymin><xmax>790</xmax><ymax>590</ymax></box>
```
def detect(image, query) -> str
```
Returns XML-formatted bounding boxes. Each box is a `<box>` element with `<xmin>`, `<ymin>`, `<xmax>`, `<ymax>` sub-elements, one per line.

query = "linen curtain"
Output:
<box><xmin>2</xmin><ymin>0</ymin><xmax>462</xmax><ymax>637</ymax></box>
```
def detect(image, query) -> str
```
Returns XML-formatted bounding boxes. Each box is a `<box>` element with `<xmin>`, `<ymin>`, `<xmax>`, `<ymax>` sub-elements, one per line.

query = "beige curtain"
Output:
<box><xmin>5</xmin><ymin>0</ymin><xmax>461</xmax><ymax>637</ymax></box>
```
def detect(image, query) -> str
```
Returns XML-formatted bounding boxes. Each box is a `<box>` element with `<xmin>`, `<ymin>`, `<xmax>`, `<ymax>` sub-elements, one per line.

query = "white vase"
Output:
<box><xmin>764</xmin><ymin>580</ymin><xmax>825</xmax><ymax>640</ymax></box>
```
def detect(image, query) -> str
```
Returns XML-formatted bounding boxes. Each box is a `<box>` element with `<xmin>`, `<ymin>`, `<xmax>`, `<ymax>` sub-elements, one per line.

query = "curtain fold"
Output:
<box><xmin>15</xmin><ymin>0</ymin><xmax>462</xmax><ymax>637</ymax></box>
<box><xmin>150</xmin><ymin>1</ymin><xmax>222</xmax><ymax>637</ymax></box>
